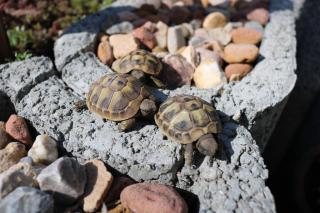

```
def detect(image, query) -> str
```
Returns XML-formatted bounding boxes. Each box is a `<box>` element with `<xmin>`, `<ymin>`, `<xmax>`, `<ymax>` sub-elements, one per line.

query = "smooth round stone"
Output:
<box><xmin>244</xmin><ymin>21</ymin><xmax>264</xmax><ymax>33</ymax></box>
<box><xmin>5</xmin><ymin>115</ymin><xmax>33</xmax><ymax>146</ymax></box>
<box><xmin>160</xmin><ymin>54</ymin><xmax>194</xmax><ymax>87</ymax></box>
<box><xmin>247</xmin><ymin>8</ymin><xmax>269</xmax><ymax>26</ymax></box>
<box><xmin>231</xmin><ymin>27</ymin><xmax>263</xmax><ymax>45</ymax></box>
<box><xmin>178</xmin><ymin>46</ymin><xmax>200</xmax><ymax>68</ymax></box>
<box><xmin>132</xmin><ymin>26</ymin><xmax>156</xmax><ymax>49</ymax></box>
<box><xmin>208</xmin><ymin>27</ymin><xmax>232</xmax><ymax>46</ymax></box>
<box><xmin>169</xmin><ymin>6</ymin><xmax>191</xmax><ymax>24</ymax></box>
<box><xmin>193</xmin><ymin>60</ymin><xmax>226</xmax><ymax>88</ymax></box>
<box><xmin>109</xmin><ymin>34</ymin><xmax>139</xmax><ymax>59</ymax></box>
<box><xmin>167</xmin><ymin>26</ymin><xmax>186</xmax><ymax>54</ymax></box>
<box><xmin>223</xmin><ymin>43</ymin><xmax>259</xmax><ymax>63</ymax></box>
<box><xmin>203</xmin><ymin>12</ymin><xmax>227</xmax><ymax>29</ymax></box>
<box><xmin>0</xmin><ymin>142</ymin><xmax>26</xmax><ymax>173</ymax></box>
<box><xmin>120</xmin><ymin>183</ymin><xmax>188</xmax><ymax>213</ymax></box>
<box><xmin>225</xmin><ymin>63</ymin><xmax>253</xmax><ymax>81</ymax></box>
<box><xmin>97</xmin><ymin>40</ymin><xmax>114</xmax><ymax>66</ymax></box>
<box><xmin>196</xmin><ymin>48</ymin><xmax>222</xmax><ymax>65</ymax></box>
<box><xmin>27</xmin><ymin>134</ymin><xmax>58</xmax><ymax>165</ymax></box>
<box><xmin>155</xmin><ymin>21</ymin><xmax>168</xmax><ymax>49</ymax></box>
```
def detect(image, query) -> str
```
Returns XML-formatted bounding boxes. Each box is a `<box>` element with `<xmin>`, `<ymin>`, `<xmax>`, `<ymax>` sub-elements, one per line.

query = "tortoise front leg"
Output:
<box><xmin>74</xmin><ymin>100</ymin><xmax>87</xmax><ymax>112</ymax></box>
<box><xmin>118</xmin><ymin>118</ymin><xmax>136</xmax><ymax>132</ymax></box>
<box><xmin>185</xmin><ymin>143</ymin><xmax>194</xmax><ymax>166</ymax></box>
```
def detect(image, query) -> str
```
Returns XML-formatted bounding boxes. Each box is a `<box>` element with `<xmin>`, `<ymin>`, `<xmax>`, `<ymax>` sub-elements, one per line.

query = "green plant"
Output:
<box><xmin>14</xmin><ymin>51</ymin><xmax>33</xmax><ymax>61</ymax></box>
<box><xmin>7</xmin><ymin>26</ymin><xmax>33</xmax><ymax>52</ymax></box>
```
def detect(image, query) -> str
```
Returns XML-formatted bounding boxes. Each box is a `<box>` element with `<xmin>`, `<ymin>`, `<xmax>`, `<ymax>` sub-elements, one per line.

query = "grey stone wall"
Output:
<box><xmin>0</xmin><ymin>0</ymin><xmax>298</xmax><ymax>211</ymax></box>
<box><xmin>0</xmin><ymin>56</ymin><xmax>275</xmax><ymax>212</ymax></box>
<box><xmin>53</xmin><ymin>0</ymin><xmax>297</xmax><ymax>151</ymax></box>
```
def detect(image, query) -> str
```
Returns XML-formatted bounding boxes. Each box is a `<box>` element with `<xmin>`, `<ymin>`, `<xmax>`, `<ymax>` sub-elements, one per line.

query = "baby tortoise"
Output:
<box><xmin>154</xmin><ymin>95</ymin><xmax>222</xmax><ymax>166</ymax></box>
<box><xmin>112</xmin><ymin>49</ymin><xmax>164</xmax><ymax>87</ymax></box>
<box><xmin>81</xmin><ymin>73</ymin><xmax>157</xmax><ymax>132</ymax></box>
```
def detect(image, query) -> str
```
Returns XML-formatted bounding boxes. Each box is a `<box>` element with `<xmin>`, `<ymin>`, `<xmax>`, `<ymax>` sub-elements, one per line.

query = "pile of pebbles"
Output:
<box><xmin>97</xmin><ymin>0</ymin><xmax>269</xmax><ymax>88</ymax></box>
<box><xmin>0</xmin><ymin>115</ymin><xmax>190</xmax><ymax>212</ymax></box>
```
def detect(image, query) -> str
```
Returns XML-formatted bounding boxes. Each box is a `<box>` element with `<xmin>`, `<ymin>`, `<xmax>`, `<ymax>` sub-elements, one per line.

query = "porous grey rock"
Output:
<box><xmin>0</xmin><ymin>57</ymin><xmax>55</xmax><ymax>102</ymax></box>
<box><xmin>1</xmin><ymin>66</ymin><xmax>275</xmax><ymax>211</ymax></box>
<box><xmin>37</xmin><ymin>157</ymin><xmax>87</xmax><ymax>205</ymax></box>
<box><xmin>0</xmin><ymin>0</ymin><xmax>297</xmax><ymax>212</ymax></box>
<box><xmin>0</xmin><ymin>186</ymin><xmax>54</xmax><ymax>213</ymax></box>
<box><xmin>216</xmin><ymin>0</ymin><xmax>297</xmax><ymax>149</ymax></box>
<box><xmin>61</xmin><ymin>52</ymin><xmax>113</xmax><ymax>97</ymax></box>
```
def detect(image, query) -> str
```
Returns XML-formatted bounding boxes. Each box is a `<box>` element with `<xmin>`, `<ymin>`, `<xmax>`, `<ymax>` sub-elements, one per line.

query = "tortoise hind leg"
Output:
<box><xmin>185</xmin><ymin>143</ymin><xmax>194</xmax><ymax>166</ymax></box>
<box><xmin>118</xmin><ymin>118</ymin><xmax>136</xmax><ymax>132</ymax></box>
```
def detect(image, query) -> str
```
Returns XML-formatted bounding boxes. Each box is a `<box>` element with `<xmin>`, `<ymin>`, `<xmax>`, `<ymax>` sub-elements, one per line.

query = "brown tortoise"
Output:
<box><xmin>154</xmin><ymin>95</ymin><xmax>222</xmax><ymax>166</ymax></box>
<box><xmin>83</xmin><ymin>73</ymin><xmax>157</xmax><ymax>132</ymax></box>
<box><xmin>112</xmin><ymin>49</ymin><xmax>164</xmax><ymax>87</ymax></box>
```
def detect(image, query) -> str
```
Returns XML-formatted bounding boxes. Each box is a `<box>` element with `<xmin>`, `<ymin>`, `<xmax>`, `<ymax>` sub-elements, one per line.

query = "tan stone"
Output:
<box><xmin>132</xmin><ymin>26</ymin><xmax>156</xmax><ymax>50</ymax></box>
<box><xmin>231</xmin><ymin>27</ymin><xmax>263</xmax><ymax>45</ymax></box>
<box><xmin>167</xmin><ymin>26</ymin><xmax>186</xmax><ymax>54</ymax></box>
<box><xmin>203</xmin><ymin>12</ymin><xmax>227</xmax><ymax>29</ymax></box>
<box><xmin>83</xmin><ymin>159</ymin><xmax>113</xmax><ymax>212</ymax></box>
<box><xmin>27</xmin><ymin>134</ymin><xmax>58</xmax><ymax>165</ymax></box>
<box><xmin>97</xmin><ymin>40</ymin><xmax>114</xmax><ymax>66</ymax></box>
<box><xmin>155</xmin><ymin>21</ymin><xmax>168</xmax><ymax>49</ymax></box>
<box><xmin>208</xmin><ymin>26</ymin><xmax>232</xmax><ymax>46</ymax></box>
<box><xmin>223</xmin><ymin>43</ymin><xmax>259</xmax><ymax>63</ymax></box>
<box><xmin>193</xmin><ymin>60</ymin><xmax>227</xmax><ymax>88</ymax></box>
<box><xmin>109</xmin><ymin>34</ymin><xmax>139</xmax><ymax>59</ymax></box>
<box><xmin>247</xmin><ymin>8</ymin><xmax>269</xmax><ymax>26</ymax></box>
<box><xmin>225</xmin><ymin>63</ymin><xmax>253</xmax><ymax>81</ymax></box>
<box><xmin>179</xmin><ymin>46</ymin><xmax>200</xmax><ymax>68</ymax></box>
<box><xmin>196</xmin><ymin>48</ymin><xmax>223</xmax><ymax>65</ymax></box>
<box><xmin>0</xmin><ymin>142</ymin><xmax>26</xmax><ymax>173</ymax></box>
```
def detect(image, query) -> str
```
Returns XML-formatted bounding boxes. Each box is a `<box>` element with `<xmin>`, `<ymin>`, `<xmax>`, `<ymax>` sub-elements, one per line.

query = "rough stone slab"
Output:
<box><xmin>16</xmin><ymin>76</ymin><xmax>182</xmax><ymax>184</ymax></box>
<box><xmin>62</xmin><ymin>52</ymin><xmax>113</xmax><ymax>97</ymax></box>
<box><xmin>216</xmin><ymin>0</ymin><xmax>297</xmax><ymax>150</ymax></box>
<box><xmin>14</xmin><ymin>76</ymin><xmax>274</xmax><ymax>211</ymax></box>
<box><xmin>0</xmin><ymin>57</ymin><xmax>275</xmax><ymax>212</ymax></box>
<box><xmin>54</xmin><ymin>0</ymin><xmax>297</xmax><ymax>151</ymax></box>
<box><xmin>0</xmin><ymin>57</ymin><xmax>55</xmax><ymax>103</ymax></box>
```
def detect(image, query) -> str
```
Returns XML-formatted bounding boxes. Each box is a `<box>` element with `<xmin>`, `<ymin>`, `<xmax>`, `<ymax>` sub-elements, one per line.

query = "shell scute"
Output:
<box><xmin>155</xmin><ymin>95</ymin><xmax>222</xmax><ymax>144</ymax></box>
<box><xmin>86</xmin><ymin>73</ymin><xmax>150</xmax><ymax>121</ymax></box>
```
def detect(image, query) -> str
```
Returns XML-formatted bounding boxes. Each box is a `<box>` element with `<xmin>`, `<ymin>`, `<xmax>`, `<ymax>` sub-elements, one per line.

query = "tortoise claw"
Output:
<box><xmin>118</xmin><ymin>118</ymin><xmax>136</xmax><ymax>132</ymax></box>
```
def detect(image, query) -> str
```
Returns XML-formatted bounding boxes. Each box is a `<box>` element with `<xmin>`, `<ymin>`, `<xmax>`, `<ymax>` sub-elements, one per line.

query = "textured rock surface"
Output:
<box><xmin>0</xmin><ymin>163</ymin><xmax>38</xmax><ymax>199</ymax></box>
<box><xmin>37</xmin><ymin>157</ymin><xmax>87</xmax><ymax>204</ymax></box>
<box><xmin>0</xmin><ymin>186</ymin><xmax>54</xmax><ymax>213</ymax></box>
<box><xmin>0</xmin><ymin>142</ymin><xmax>27</xmax><ymax>173</ymax></box>
<box><xmin>0</xmin><ymin>0</ymin><xmax>297</xmax><ymax>211</ymax></box>
<box><xmin>83</xmin><ymin>159</ymin><xmax>113</xmax><ymax>212</ymax></box>
<box><xmin>0</xmin><ymin>57</ymin><xmax>275</xmax><ymax>212</ymax></box>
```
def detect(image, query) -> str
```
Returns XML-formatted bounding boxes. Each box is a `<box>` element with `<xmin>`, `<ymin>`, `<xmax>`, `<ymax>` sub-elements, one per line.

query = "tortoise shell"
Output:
<box><xmin>154</xmin><ymin>95</ymin><xmax>222</xmax><ymax>144</ymax></box>
<box><xmin>112</xmin><ymin>49</ymin><xmax>162</xmax><ymax>75</ymax></box>
<box><xmin>86</xmin><ymin>73</ymin><xmax>150</xmax><ymax>121</ymax></box>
